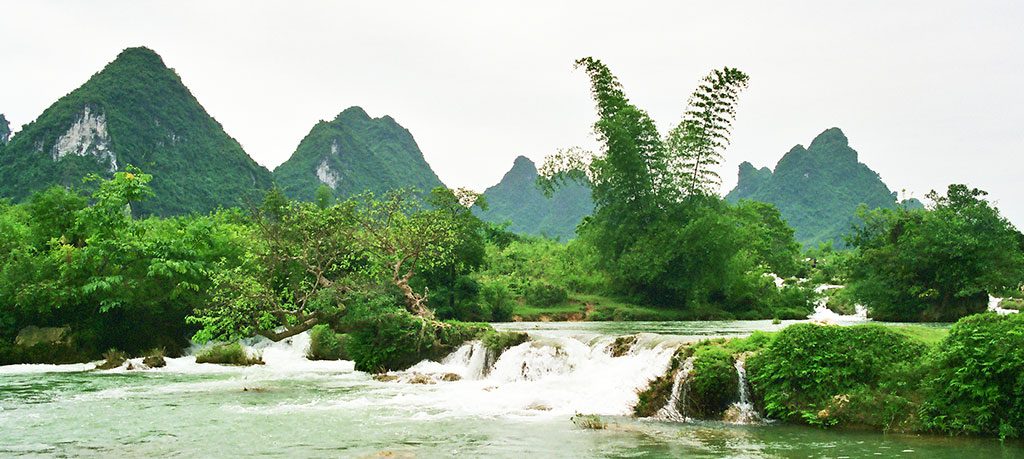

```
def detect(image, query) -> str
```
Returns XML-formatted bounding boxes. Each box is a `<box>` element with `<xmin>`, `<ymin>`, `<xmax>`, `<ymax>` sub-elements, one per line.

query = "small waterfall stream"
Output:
<box><xmin>655</xmin><ymin>357</ymin><xmax>694</xmax><ymax>421</ymax></box>
<box><xmin>724</xmin><ymin>358</ymin><xmax>759</xmax><ymax>424</ymax></box>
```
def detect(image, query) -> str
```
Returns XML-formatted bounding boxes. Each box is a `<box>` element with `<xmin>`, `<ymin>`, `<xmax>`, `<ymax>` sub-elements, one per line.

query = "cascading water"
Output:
<box><xmin>386</xmin><ymin>334</ymin><xmax>679</xmax><ymax>418</ymax></box>
<box><xmin>655</xmin><ymin>357</ymin><xmax>694</xmax><ymax>421</ymax></box>
<box><xmin>724</xmin><ymin>358</ymin><xmax>759</xmax><ymax>424</ymax></box>
<box><xmin>988</xmin><ymin>295</ymin><xmax>1019</xmax><ymax>315</ymax></box>
<box><xmin>809</xmin><ymin>284</ymin><xmax>870</xmax><ymax>324</ymax></box>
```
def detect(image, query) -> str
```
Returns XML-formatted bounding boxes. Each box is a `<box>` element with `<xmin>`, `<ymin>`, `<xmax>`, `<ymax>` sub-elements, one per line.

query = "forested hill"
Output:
<box><xmin>726</xmin><ymin>127</ymin><xmax>913</xmax><ymax>247</ymax></box>
<box><xmin>272</xmin><ymin>107</ymin><xmax>445</xmax><ymax>201</ymax></box>
<box><xmin>476</xmin><ymin>155</ymin><xmax>593</xmax><ymax>240</ymax></box>
<box><xmin>0</xmin><ymin>47</ymin><xmax>274</xmax><ymax>215</ymax></box>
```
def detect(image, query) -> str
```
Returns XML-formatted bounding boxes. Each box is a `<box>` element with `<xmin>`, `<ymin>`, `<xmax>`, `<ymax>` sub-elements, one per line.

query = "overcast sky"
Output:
<box><xmin>2</xmin><ymin>1</ymin><xmax>1022</xmax><ymax>224</ymax></box>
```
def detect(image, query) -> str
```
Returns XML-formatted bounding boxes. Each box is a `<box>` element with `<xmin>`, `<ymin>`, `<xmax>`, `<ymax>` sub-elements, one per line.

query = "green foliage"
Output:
<box><xmin>273</xmin><ymin>106</ymin><xmax>444</xmax><ymax>202</ymax></box>
<box><xmin>922</xmin><ymin>313</ymin><xmax>1024</xmax><ymax>438</ymax></box>
<box><xmin>188</xmin><ymin>191</ymin><xmax>356</xmax><ymax>343</ymax></box>
<box><xmin>475</xmin><ymin>156</ymin><xmax>593</xmax><ymax>241</ymax></box>
<box><xmin>725</xmin><ymin>128</ymin><xmax>902</xmax><ymax>248</ymax></box>
<box><xmin>0</xmin><ymin>169</ymin><xmax>248</xmax><ymax>360</ymax></box>
<box><xmin>479</xmin><ymin>280</ymin><xmax>514</xmax><ymax>322</ymax></box>
<box><xmin>307</xmin><ymin>324</ymin><xmax>347</xmax><ymax>361</ymax></box>
<box><xmin>195</xmin><ymin>342</ymin><xmax>263</xmax><ymax>365</ymax></box>
<box><xmin>746</xmin><ymin>324</ymin><xmax>929</xmax><ymax>428</ymax></box>
<box><xmin>524</xmin><ymin>283</ymin><xmax>569</xmax><ymax>307</ymax></box>
<box><xmin>342</xmin><ymin>291</ymin><xmax>490</xmax><ymax>372</ymax></box>
<box><xmin>536</xmin><ymin>58</ymin><xmax>809</xmax><ymax>320</ymax></box>
<box><xmin>0</xmin><ymin>47</ymin><xmax>273</xmax><ymax>216</ymax></box>
<box><xmin>846</xmin><ymin>184</ymin><xmax>1024</xmax><ymax>321</ymax></box>
<box><xmin>686</xmin><ymin>347</ymin><xmax>739</xmax><ymax>419</ymax></box>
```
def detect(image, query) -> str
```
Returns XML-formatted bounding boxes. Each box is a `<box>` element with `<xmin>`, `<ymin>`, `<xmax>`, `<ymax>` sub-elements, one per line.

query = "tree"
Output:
<box><xmin>189</xmin><ymin>194</ymin><xmax>358</xmax><ymax>342</ymax></box>
<box><xmin>350</xmin><ymin>187</ymin><xmax>481</xmax><ymax>318</ymax></box>
<box><xmin>665</xmin><ymin>68</ymin><xmax>749</xmax><ymax>197</ymax></box>
<box><xmin>847</xmin><ymin>184</ymin><xmax>1024</xmax><ymax>321</ymax></box>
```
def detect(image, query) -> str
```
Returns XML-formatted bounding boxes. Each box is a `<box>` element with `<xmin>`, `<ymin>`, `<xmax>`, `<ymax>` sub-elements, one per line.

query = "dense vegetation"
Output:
<box><xmin>537</xmin><ymin>58</ymin><xmax>814</xmax><ymax>317</ymax></box>
<box><xmin>632</xmin><ymin>315</ymin><xmax>1024</xmax><ymax>439</ymax></box>
<box><xmin>745</xmin><ymin>315</ymin><xmax>1024</xmax><ymax>438</ymax></box>
<box><xmin>843</xmin><ymin>185</ymin><xmax>1024</xmax><ymax>321</ymax></box>
<box><xmin>272</xmin><ymin>106</ymin><xmax>445</xmax><ymax>202</ymax></box>
<box><xmin>0</xmin><ymin>47</ymin><xmax>274</xmax><ymax>216</ymax></box>
<box><xmin>475</xmin><ymin>155</ymin><xmax>593</xmax><ymax>241</ymax></box>
<box><xmin>725</xmin><ymin>128</ymin><xmax>920</xmax><ymax>248</ymax></box>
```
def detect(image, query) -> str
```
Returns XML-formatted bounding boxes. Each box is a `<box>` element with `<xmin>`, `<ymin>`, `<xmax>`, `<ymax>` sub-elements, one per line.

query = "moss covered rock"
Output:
<box><xmin>344</xmin><ymin>302</ymin><xmax>491</xmax><ymax>373</ymax></box>
<box><xmin>607</xmin><ymin>335</ymin><xmax>638</xmax><ymax>357</ymax></box>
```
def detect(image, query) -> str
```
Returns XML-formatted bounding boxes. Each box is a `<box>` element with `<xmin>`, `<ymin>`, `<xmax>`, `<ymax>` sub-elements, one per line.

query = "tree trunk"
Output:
<box><xmin>257</xmin><ymin>316</ymin><xmax>320</xmax><ymax>342</ymax></box>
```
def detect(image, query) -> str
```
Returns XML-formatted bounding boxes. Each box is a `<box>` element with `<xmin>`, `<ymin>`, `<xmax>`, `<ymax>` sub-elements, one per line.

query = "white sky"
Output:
<box><xmin>2</xmin><ymin>1</ymin><xmax>1022</xmax><ymax>225</ymax></box>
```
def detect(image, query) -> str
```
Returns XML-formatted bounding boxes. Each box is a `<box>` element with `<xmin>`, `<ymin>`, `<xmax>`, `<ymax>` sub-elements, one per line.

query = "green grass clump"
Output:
<box><xmin>482</xmin><ymin>331</ymin><xmax>528</xmax><ymax>355</ymax></box>
<box><xmin>196</xmin><ymin>343</ymin><xmax>263</xmax><ymax>366</ymax></box>
<box><xmin>571</xmin><ymin>413</ymin><xmax>607</xmax><ymax>430</ymax></box>
<box><xmin>307</xmin><ymin>324</ymin><xmax>348</xmax><ymax>361</ymax></box>
<box><xmin>143</xmin><ymin>348</ymin><xmax>167</xmax><ymax>368</ymax></box>
<box><xmin>95</xmin><ymin>348</ymin><xmax>128</xmax><ymax>370</ymax></box>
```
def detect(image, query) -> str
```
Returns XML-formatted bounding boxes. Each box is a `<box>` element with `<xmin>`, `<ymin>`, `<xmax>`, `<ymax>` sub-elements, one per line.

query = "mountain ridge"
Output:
<box><xmin>0</xmin><ymin>47</ymin><xmax>274</xmax><ymax>215</ymax></box>
<box><xmin>272</xmin><ymin>106</ymin><xmax>445</xmax><ymax>200</ymax></box>
<box><xmin>725</xmin><ymin>127</ymin><xmax>905</xmax><ymax>247</ymax></box>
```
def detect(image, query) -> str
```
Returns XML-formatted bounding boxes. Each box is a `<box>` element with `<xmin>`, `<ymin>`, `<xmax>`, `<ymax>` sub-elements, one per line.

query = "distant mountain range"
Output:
<box><xmin>475</xmin><ymin>156</ymin><xmax>593</xmax><ymax>240</ymax></box>
<box><xmin>726</xmin><ymin>127</ymin><xmax>921</xmax><ymax>247</ymax></box>
<box><xmin>0</xmin><ymin>47</ymin><xmax>274</xmax><ymax>215</ymax></box>
<box><xmin>272</xmin><ymin>106</ymin><xmax>444</xmax><ymax>201</ymax></box>
<box><xmin>0</xmin><ymin>48</ymin><xmax>922</xmax><ymax>248</ymax></box>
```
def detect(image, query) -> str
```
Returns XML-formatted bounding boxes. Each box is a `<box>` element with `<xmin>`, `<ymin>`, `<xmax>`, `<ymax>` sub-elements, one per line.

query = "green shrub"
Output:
<box><xmin>343</xmin><ymin>293</ymin><xmax>490</xmax><ymax>372</ymax></box>
<box><xmin>922</xmin><ymin>313</ymin><xmax>1024</xmax><ymax>438</ymax></box>
<box><xmin>307</xmin><ymin>324</ymin><xmax>347</xmax><ymax>361</ymax></box>
<box><xmin>685</xmin><ymin>347</ymin><xmax>738</xmax><ymax>419</ymax></box>
<box><xmin>524</xmin><ymin>283</ymin><xmax>568</xmax><ymax>307</ymax></box>
<box><xmin>480</xmin><ymin>281</ymin><xmax>515</xmax><ymax>322</ymax></box>
<box><xmin>196</xmin><ymin>343</ymin><xmax>263</xmax><ymax>365</ymax></box>
<box><xmin>746</xmin><ymin>323</ymin><xmax>928</xmax><ymax>428</ymax></box>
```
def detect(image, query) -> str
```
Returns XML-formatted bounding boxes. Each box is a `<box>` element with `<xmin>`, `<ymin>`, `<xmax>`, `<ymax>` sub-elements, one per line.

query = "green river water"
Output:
<box><xmin>1</xmin><ymin>320</ymin><xmax>1020</xmax><ymax>458</ymax></box>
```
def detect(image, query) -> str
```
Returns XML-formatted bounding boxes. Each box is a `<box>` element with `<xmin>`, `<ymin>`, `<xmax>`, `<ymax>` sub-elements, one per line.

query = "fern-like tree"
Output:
<box><xmin>539</xmin><ymin>58</ymin><xmax>807</xmax><ymax>313</ymax></box>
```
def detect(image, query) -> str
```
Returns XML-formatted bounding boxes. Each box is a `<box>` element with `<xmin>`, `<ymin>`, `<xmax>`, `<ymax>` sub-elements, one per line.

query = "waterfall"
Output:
<box><xmin>988</xmin><ymin>295</ymin><xmax>1019</xmax><ymax>315</ymax></box>
<box><xmin>655</xmin><ymin>357</ymin><xmax>694</xmax><ymax>421</ymax></box>
<box><xmin>386</xmin><ymin>335</ymin><xmax>678</xmax><ymax>417</ymax></box>
<box><xmin>808</xmin><ymin>284</ymin><xmax>870</xmax><ymax>324</ymax></box>
<box><xmin>724</xmin><ymin>358</ymin><xmax>759</xmax><ymax>424</ymax></box>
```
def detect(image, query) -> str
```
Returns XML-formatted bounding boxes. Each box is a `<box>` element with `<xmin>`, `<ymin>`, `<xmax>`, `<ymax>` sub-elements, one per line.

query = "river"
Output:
<box><xmin>1</xmin><ymin>320</ymin><xmax>1020</xmax><ymax>458</ymax></box>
